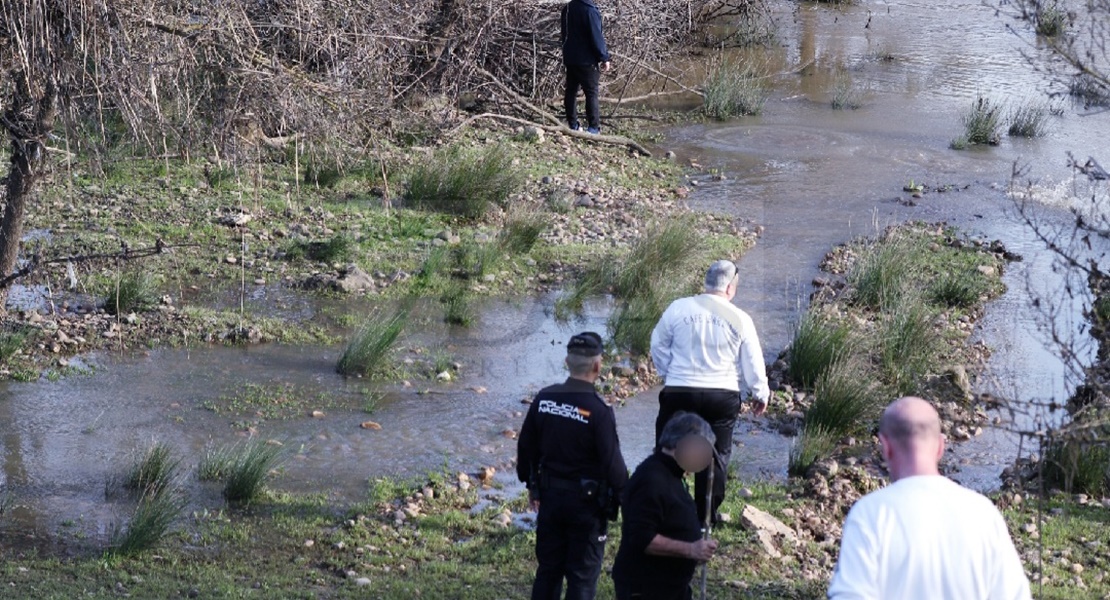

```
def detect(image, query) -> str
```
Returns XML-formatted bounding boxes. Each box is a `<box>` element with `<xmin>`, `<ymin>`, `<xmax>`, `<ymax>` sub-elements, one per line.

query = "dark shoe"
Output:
<box><xmin>569</xmin><ymin>122</ymin><xmax>581</xmax><ymax>131</ymax></box>
<box><xmin>586</xmin><ymin>126</ymin><xmax>600</xmax><ymax>135</ymax></box>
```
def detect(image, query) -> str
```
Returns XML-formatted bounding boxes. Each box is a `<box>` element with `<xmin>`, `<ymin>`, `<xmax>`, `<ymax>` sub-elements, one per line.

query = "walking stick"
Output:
<box><xmin>699</xmin><ymin>447</ymin><xmax>719</xmax><ymax>600</ymax></box>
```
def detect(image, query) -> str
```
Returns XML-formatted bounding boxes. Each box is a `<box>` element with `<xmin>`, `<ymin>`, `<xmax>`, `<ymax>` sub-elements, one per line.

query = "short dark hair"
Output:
<box><xmin>658</xmin><ymin>411</ymin><xmax>716</xmax><ymax>450</ymax></box>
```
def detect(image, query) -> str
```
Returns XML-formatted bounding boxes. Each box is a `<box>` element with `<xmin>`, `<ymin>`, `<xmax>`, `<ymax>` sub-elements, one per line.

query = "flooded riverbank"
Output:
<box><xmin>2</xmin><ymin>0</ymin><xmax>1107</xmax><ymax>545</ymax></box>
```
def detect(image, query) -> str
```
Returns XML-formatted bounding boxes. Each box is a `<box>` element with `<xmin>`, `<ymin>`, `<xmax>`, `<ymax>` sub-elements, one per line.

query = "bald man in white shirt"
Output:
<box><xmin>828</xmin><ymin>397</ymin><xmax>1032</xmax><ymax>600</ymax></box>
<box><xmin>650</xmin><ymin>259</ymin><xmax>770</xmax><ymax>525</ymax></box>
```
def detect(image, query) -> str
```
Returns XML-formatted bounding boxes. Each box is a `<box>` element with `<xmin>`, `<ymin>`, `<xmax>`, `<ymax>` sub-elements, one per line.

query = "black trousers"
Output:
<box><xmin>655</xmin><ymin>387</ymin><xmax>741</xmax><ymax>524</ymax></box>
<box><xmin>532</xmin><ymin>486</ymin><xmax>608</xmax><ymax>600</ymax></box>
<box><xmin>564</xmin><ymin>63</ymin><xmax>601</xmax><ymax>130</ymax></box>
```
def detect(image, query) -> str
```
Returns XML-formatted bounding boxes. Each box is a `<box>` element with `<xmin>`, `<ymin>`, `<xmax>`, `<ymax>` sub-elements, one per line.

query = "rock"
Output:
<box><xmin>946</xmin><ymin>365</ymin><xmax>973</xmax><ymax>398</ymax></box>
<box><xmin>310</xmin><ymin>410</ymin><xmax>325</xmax><ymax>418</ymax></box>
<box><xmin>225</xmin><ymin>255</ymin><xmax>238</xmax><ymax>265</ymax></box>
<box><xmin>664</xmin><ymin>150</ymin><xmax>677</xmax><ymax>160</ymax></box>
<box><xmin>810</xmin><ymin>459</ymin><xmax>839</xmax><ymax>479</ymax></box>
<box><xmin>541</xmin><ymin>176</ymin><xmax>553</xmax><ymax>185</ymax></box>
<box><xmin>754</xmin><ymin>529</ymin><xmax>782</xmax><ymax>558</ymax></box>
<box><xmin>335</xmin><ymin>265</ymin><xmax>376</xmax><ymax>293</ymax></box>
<box><xmin>436</xmin><ymin>371</ymin><xmax>452</xmax><ymax>382</ymax></box>
<box><xmin>1071</xmin><ymin>563</ymin><xmax>1084</xmax><ymax>575</ymax></box>
<box><xmin>740</xmin><ymin>505</ymin><xmax>797</xmax><ymax>542</ymax></box>
<box><xmin>304</xmin><ymin>539</ymin><xmax>315</xmax><ymax>548</ymax></box>
<box><xmin>435</xmin><ymin>230</ymin><xmax>461</xmax><ymax>245</ymax></box>
<box><xmin>360</xmin><ymin>421</ymin><xmax>382</xmax><ymax>430</ymax></box>
<box><xmin>738</xmin><ymin>487</ymin><xmax>754</xmax><ymax>499</ymax></box>
<box><xmin>951</xmin><ymin>426</ymin><xmax>972</xmax><ymax>441</ymax></box>
<box><xmin>355</xmin><ymin>577</ymin><xmax>371</xmax><ymax>587</ymax></box>
<box><xmin>976</xmin><ymin>265</ymin><xmax>997</xmax><ymax>277</ymax></box>
<box><xmin>574</xmin><ymin>194</ymin><xmax>595</xmax><ymax>208</ymax></box>
<box><xmin>523</xmin><ymin>126</ymin><xmax>546</xmax><ymax>143</ymax></box>
<box><xmin>217</xmin><ymin>212</ymin><xmax>253</xmax><ymax>227</ymax></box>
<box><xmin>501</xmin><ymin>429</ymin><xmax>517</xmax><ymax>439</ymax></box>
<box><xmin>478</xmin><ymin>466</ymin><xmax>496</xmax><ymax>484</ymax></box>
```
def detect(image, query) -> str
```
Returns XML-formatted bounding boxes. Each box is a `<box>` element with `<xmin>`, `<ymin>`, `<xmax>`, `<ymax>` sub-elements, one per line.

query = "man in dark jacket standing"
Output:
<box><xmin>517</xmin><ymin>331</ymin><xmax>629</xmax><ymax>600</ymax></box>
<box><xmin>560</xmin><ymin>0</ymin><xmax>610</xmax><ymax>134</ymax></box>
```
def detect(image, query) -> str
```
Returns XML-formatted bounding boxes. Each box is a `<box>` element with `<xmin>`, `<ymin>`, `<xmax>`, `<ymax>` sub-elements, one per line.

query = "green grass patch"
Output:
<box><xmin>109</xmin><ymin>490</ymin><xmax>186</xmax><ymax>557</ymax></box>
<box><xmin>222</xmin><ymin>440</ymin><xmax>283</xmax><ymax>504</ymax></box>
<box><xmin>848</xmin><ymin>236</ymin><xmax>917</xmax><ymax>311</ymax></box>
<box><xmin>123</xmin><ymin>442</ymin><xmax>181</xmax><ymax>497</ymax></box>
<box><xmin>787</xmin><ymin>312</ymin><xmax>853</xmax><ymax>390</ymax></box>
<box><xmin>805</xmin><ymin>360</ymin><xmax>884</xmax><ymax>438</ymax></box>
<box><xmin>788</xmin><ymin>425</ymin><xmax>839</xmax><ymax>477</ymax></box>
<box><xmin>952</xmin><ymin>95</ymin><xmax>1002</xmax><ymax>148</ymax></box>
<box><xmin>337</xmin><ymin>309</ymin><xmax>408</xmax><ymax>377</ymax></box>
<box><xmin>556</xmin><ymin>219</ymin><xmax>713</xmax><ymax>355</ymax></box>
<box><xmin>1043</xmin><ymin>437</ymin><xmax>1110</xmax><ymax>496</ymax></box>
<box><xmin>928</xmin><ymin>269</ymin><xmax>989</xmax><ymax>308</ymax></box>
<box><xmin>879</xmin><ymin>298</ymin><xmax>940</xmax><ymax>395</ymax></box>
<box><xmin>105</xmin><ymin>270</ymin><xmax>159</xmax><ymax>315</ymax></box>
<box><xmin>703</xmin><ymin>62</ymin><xmax>768</xmax><ymax>119</ymax></box>
<box><xmin>1036</xmin><ymin>2</ymin><xmax>1067</xmax><ymax>36</ymax></box>
<box><xmin>500</xmin><ymin>211</ymin><xmax>549</xmax><ymax>254</ymax></box>
<box><xmin>0</xmin><ymin>328</ymin><xmax>31</xmax><ymax>365</ymax></box>
<box><xmin>405</xmin><ymin>144</ymin><xmax>523</xmax><ymax>219</ymax></box>
<box><xmin>1008</xmin><ymin>99</ymin><xmax>1049</xmax><ymax>138</ymax></box>
<box><xmin>830</xmin><ymin>71</ymin><xmax>864</xmax><ymax>110</ymax></box>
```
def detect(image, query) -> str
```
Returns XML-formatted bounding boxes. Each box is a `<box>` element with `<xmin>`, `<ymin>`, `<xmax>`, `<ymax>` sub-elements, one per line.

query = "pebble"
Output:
<box><xmin>355</xmin><ymin>577</ymin><xmax>371</xmax><ymax>587</ymax></box>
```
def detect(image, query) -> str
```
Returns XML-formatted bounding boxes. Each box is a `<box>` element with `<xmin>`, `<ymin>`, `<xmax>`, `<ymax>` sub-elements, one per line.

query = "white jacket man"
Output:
<box><xmin>649</xmin><ymin>259</ymin><xmax>770</xmax><ymax>525</ymax></box>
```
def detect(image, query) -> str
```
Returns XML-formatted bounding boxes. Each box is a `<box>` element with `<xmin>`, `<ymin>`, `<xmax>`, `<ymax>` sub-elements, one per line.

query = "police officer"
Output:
<box><xmin>516</xmin><ymin>331</ymin><xmax>629</xmax><ymax>600</ymax></box>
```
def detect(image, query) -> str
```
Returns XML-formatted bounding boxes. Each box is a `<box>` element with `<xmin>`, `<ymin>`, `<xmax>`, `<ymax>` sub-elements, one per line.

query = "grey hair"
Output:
<box><xmin>658</xmin><ymin>411</ymin><xmax>716</xmax><ymax>450</ymax></box>
<box><xmin>566</xmin><ymin>353</ymin><xmax>600</xmax><ymax>376</ymax></box>
<box><xmin>704</xmin><ymin>260</ymin><xmax>739</xmax><ymax>293</ymax></box>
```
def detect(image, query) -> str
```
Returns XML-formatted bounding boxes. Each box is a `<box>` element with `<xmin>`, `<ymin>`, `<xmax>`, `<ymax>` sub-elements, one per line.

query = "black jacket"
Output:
<box><xmin>612</xmin><ymin>451</ymin><xmax>703</xmax><ymax>596</ymax></box>
<box><xmin>516</xmin><ymin>377</ymin><xmax>627</xmax><ymax>494</ymax></box>
<box><xmin>560</xmin><ymin>0</ymin><xmax>610</xmax><ymax>66</ymax></box>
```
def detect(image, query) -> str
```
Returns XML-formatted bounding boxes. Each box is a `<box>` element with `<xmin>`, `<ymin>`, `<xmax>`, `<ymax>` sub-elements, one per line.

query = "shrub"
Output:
<box><xmin>124</xmin><ymin>442</ymin><xmax>180</xmax><ymax>497</ymax></box>
<box><xmin>405</xmin><ymin>144</ymin><xmax>523</xmax><ymax>218</ymax></box>
<box><xmin>703</xmin><ymin>62</ymin><xmax>768</xmax><ymax>119</ymax></box>
<box><xmin>223</xmin><ymin>440</ymin><xmax>283</xmax><ymax>503</ymax></box>
<box><xmin>337</xmin><ymin>309</ymin><xmax>407</xmax><ymax>377</ymax></box>
<box><xmin>106</xmin><ymin>270</ymin><xmax>158</xmax><ymax>315</ymax></box>
<box><xmin>1008</xmin><ymin>100</ymin><xmax>1048</xmax><ymax>138</ymax></box>
<box><xmin>109</xmin><ymin>490</ymin><xmax>186</xmax><ymax>556</ymax></box>
<box><xmin>788</xmin><ymin>312</ymin><xmax>853</xmax><ymax>389</ymax></box>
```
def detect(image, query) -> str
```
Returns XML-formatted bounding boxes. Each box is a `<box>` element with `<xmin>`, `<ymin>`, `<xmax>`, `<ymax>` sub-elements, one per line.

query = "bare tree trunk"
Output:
<box><xmin>0</xmin><ymin>71</ymin><xmax>58</xmax><ymax>310</ymax></box>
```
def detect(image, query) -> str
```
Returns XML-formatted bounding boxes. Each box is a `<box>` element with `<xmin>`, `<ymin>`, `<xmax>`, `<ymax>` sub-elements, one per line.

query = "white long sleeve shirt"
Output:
<box><xmin>828</xmin><ymin>475</ymin><xmax>1032</xmax><ymax>600</ymax></box>
<box><xmin>649</xmin><ymin>294</ymin><xmax>770</xmax><ymax>402</ymax></box>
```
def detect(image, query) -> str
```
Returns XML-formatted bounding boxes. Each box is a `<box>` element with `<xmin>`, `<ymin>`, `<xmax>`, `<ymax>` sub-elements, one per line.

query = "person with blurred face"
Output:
<box><xmin>612</xmin><ymin>412</ymin><xmax>719</xmax><ymax>600</ymax></box>
<box><xmin>827</xmin><ymin>396</ymin><xmax>1032</xmax><ymax>600</ymax></box>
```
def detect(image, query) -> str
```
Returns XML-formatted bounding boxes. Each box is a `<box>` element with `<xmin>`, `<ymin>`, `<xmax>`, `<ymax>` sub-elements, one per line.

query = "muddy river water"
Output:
<box><xmin>2</xmin><ymin>0</ymin><xmax>1108</xmax><ymax>541</ymax></box>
